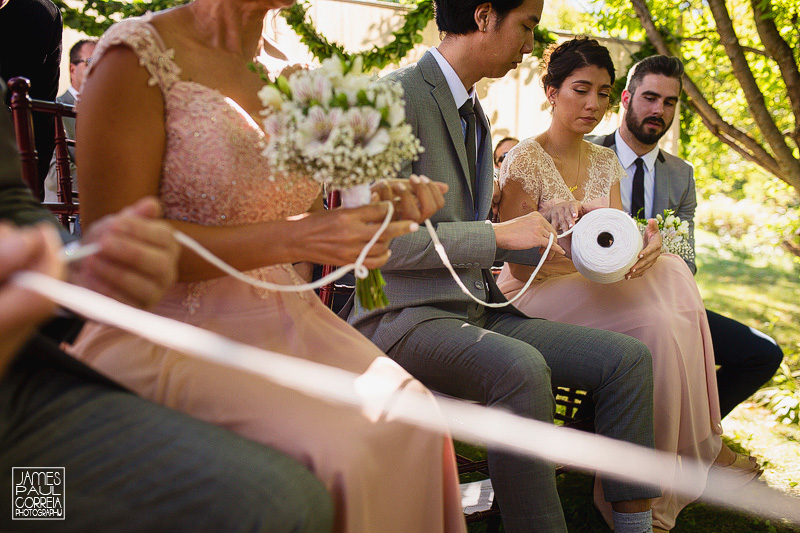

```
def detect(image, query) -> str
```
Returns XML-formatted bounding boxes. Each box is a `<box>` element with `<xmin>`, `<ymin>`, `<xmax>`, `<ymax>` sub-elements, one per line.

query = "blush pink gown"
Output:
<box><xmin>496</xmin><ymin>138</ymin><xmax>722</xmax><ymax>531</ymax></box>
<box><xmin>67</xmin><ymin>17</ymin><xmax>465</xmax><ymax>533</ymax></box>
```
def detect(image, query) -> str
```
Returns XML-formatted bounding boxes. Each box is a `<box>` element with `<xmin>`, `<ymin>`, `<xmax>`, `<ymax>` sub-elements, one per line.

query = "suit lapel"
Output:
<box><xmin>419</xmin><ymin>52</ymin><xmax>476</xmax><ymax>204</ymax></box>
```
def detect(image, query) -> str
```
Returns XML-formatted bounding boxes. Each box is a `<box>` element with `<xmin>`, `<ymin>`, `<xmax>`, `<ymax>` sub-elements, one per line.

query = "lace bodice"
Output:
<box><xmin>499</xmin><ymin>137</ymin><xmax>624</xmax><ymax>206</ymax></box>
<box><xmin>498</xmin><ymin>137</ymin><xmax>626</xmax><ymax>280</ymax></box>
<box><xmin>90</xmin><ymin>17</ymin><xmax>321</xmax><ymax>226</ymax></box>
<box><xmin>89</xmin><ymin>17</ymin><xmax>322</xmax><ymax>312</ymax></box>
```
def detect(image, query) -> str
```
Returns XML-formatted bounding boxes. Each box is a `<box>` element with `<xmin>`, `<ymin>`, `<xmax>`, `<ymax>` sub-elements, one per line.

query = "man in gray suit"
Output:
<box><xmin>43</xmin><ymin>39</ymin><xmax>96</xmax><ymax>204</ymax></box>
<box><xmin>588</xmin><ymin>55</ymin><xmax>783</xmax><ymax>420</ymax></box>
<box><xmin>347</xmin><ymin>1</ymin><xmax>660</xmax><ymax>531</ymax></box>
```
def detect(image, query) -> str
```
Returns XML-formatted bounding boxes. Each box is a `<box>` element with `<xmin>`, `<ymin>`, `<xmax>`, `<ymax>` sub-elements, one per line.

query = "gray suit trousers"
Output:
<box><xmin>388</xmin><ymin>305</ymin><xmax>660</xmax><ymax>533</ymax></box>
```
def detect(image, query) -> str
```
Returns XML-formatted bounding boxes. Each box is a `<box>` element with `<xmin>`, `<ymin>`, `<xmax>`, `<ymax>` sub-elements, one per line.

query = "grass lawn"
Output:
<box><xmin>466</xmin><ymin>229</ymin><xmax>800</xmax><ymax>532</ymax></box>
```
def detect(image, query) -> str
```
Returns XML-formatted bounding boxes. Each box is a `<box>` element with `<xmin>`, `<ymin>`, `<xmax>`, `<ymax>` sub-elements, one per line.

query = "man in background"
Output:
<box><xmin>588</xmin><ymin>54</ymin><xmax>783</xmax><ymax>419</ymax></box>
<box><xmin>44</xmin><ymin>39</ymin><xmax>97</xmax><ymax>204</ymax></box>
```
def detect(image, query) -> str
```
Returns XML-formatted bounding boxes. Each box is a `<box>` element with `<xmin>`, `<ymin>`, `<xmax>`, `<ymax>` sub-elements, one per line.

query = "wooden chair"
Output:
<box><xmin>8</xmin><ymin>76</ymin><xmax>78</xmax><ymax>229</ymax></box>
<box><xmin>316</xmin><ymin>190</ymin><xmax>595</xmax><ymax>530</ymax></box>
<box><xmin>318</xmin><ymin>190</ymin><xmax>356</xmax><ymax>309</ymax></box>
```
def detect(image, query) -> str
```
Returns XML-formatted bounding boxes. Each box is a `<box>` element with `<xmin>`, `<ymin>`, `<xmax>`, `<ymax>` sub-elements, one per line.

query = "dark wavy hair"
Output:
<box><xmin>625</xmin><ymin>55</ymin><xmax>684</xmax><ymax>95</ymax></box>
<box><xmin>541</xmin><ymin>37</ymin><xmax>615</xmax><ymax>92</ymax></box>
<box><xmin>434</xmin><ymin>0</ymin><xmax>524</xmax><ymax>35</ymax></box>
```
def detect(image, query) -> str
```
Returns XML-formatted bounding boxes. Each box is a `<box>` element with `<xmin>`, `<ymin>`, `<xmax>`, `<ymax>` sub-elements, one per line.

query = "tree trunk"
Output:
<box><xmin>629</xmin><ymin>0</ymin><xmax>800</xmax><ymax>193</ymax></box>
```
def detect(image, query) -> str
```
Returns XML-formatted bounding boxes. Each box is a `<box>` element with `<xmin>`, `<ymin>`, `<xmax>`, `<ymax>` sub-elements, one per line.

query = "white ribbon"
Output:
<box><xmin>424</xmin><ymin>219</ymin><xmax>573</xmax><ymax>308</ymax></box>
<box><xmin>10</xmin><ymin>271</ymin><xmax>800</xmax><ymax>525</ymax></box>
<box><xmin>63</xmin><ymin>202</ymin><xmax>395</xmax><ymax>291</ymax></box>
<box><xmin>62</xmin><ymin>205</ymin><xmax>636</xmax><ymax>306</ymax></box>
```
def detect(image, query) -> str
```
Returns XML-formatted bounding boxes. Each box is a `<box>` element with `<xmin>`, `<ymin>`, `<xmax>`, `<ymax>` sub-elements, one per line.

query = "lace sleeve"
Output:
<box><xmin>583</xmin><ymin>143</ymin><xmax>623</xmax><ymax>202</ymax></box>
<box><xmin>87</xmin><ymin>16</ymin><xmax>181</xmax><ymax>94</ymax></box>
<box><xmin>498</xmin><ymin>137</ymin><xmax>543</xmax><ymax>202</ymax></box>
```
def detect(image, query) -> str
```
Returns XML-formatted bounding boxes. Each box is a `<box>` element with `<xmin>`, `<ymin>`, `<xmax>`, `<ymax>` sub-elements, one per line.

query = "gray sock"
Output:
<box><xmin>612</xmin><ymin>509</ymin><xmax>653</xmax><ymax>533</ymax></box>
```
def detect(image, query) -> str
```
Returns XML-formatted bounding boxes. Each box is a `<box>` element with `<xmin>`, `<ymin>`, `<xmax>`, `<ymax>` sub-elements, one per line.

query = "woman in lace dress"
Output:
<box><xmin>66</xmin><ymin>1</ymin><xmax>465</xmax><ymax>531</ymax></box>
<box><xmin>496</xmin><ymin>38</ymin><xmax>751</xmax><ymax>531</ymax></box>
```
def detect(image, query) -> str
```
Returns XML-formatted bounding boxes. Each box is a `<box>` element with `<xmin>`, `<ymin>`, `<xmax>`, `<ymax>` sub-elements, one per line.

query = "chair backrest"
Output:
<box><xmin>318</xmin><ymin>189</ymin><xmax>356</xmax><ymax>311</ymax></box>
<box><xmin>8</xmin><ymin>76</ymin><xmax>78</xmax><ymax>228</ymax></box>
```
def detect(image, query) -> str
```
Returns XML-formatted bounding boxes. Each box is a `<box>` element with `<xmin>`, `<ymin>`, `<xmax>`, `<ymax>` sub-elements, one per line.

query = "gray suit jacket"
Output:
<box><xmin>56</xmin><ymin>89</ymin><xmax>76</xmax><ymax>139</ymax></box>
<box><xmin>587</xmin><ymin>132</ymin><xmax>698</xmax><ymax>274</ymax></box>
<box><xmin>347</xmin><ymin>51</ymin><xmax>538</xmax><ymax>352</ymax></box>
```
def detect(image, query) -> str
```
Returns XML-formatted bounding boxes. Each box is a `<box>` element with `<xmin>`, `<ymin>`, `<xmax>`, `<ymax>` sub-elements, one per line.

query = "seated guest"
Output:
<box><xmin>494</xmin><ymin>136</ymin><xmax>519</xmax><ymax>171</ymax></box>
<box><xmin>586</xmin><ymin>54</ymin><xmax>783</xmax><ymax>421</ymax></box>
<box><xmin>496</xmin><ymin>39</ymin><xmax>759</xmax><ymax>532</ymax></box>
<box><xmin>492</xmin><ymin>137</ymin><xmax>518</xmax><ymax>221</ymax></box>
<box><xmin>66</xmin><ymin>1</ymin><xmax>465</xmax><ymax>531</ymax></box>
<box><xmin>0</xmin><ymin>78</ymin><xmax>333</xmax><ymax>532</ymax></box>
<box><xmin>347</xmin><ymin>2</ymin><xmax>659</xmax><ymax>531</ymax></box>
<box><xmin>43</xmin><ymin>39</ymin><xmax>97</xmax><ymax>207</ymax></box>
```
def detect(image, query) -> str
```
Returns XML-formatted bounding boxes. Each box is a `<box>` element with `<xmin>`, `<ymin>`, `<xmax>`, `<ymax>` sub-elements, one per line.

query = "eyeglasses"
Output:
<box><xmin>495</xmin><ymin>152</ymin><xmax>509</xmax><ymax>165</ymax></box>
<box><xmin>71</xmin><ymin>58</ymin><xmax>92</xmax><ymax>66</ymax></box>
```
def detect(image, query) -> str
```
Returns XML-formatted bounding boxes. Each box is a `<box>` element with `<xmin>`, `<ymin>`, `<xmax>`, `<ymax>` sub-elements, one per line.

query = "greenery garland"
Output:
<box><xmin>56</xmin><ymin>0</ymin><xmax>555</xmax><ymax>68</ymax></box>
<box><xmin>54</xmin><ymin>0</ymin><xmax>191</xmax><ymax>36</ymax></box>
<box><xmin>283</xmin><ymin>0</ymin><xmax>556</xmax><ymax>70</ymax></box>
<box><xmin>281</xmin><ymin>0</ymin><xmax>433</xmax><ymax>71</ymax></box>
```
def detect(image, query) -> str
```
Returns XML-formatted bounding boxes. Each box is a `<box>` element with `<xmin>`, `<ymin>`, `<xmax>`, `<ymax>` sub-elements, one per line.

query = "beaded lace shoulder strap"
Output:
<box><xmin>88</xmin><ymin>15</ymin><xmax>181</xmax><ymax>93</ymax></box>
<box><xmin>583</xmin><ymin>143</ymin><xmax>625</xmax><ymax>202</ymax></box>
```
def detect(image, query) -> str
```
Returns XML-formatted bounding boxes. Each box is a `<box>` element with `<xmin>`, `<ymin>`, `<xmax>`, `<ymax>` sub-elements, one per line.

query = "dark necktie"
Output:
<box><xmin>631</xmin><ymin>157</ymin><xmax>645</xmax><ymax>218</ymax></box>
<box><xmin>458</xmin><ymin>99</ymin><xmax>477</xmax><ymax>194</ymax></box>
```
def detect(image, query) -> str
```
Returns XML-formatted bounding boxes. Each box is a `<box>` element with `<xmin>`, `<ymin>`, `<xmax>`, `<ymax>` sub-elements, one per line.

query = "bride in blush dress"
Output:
<box><xmin>66</xmin><ymin>1</ymin><xmax>465</xmax><ymax>531</ymax></box>
<box><xmin>496</xmin><ymin>38</ymin><xmax>752</xmax><ymax>532</ymax></box>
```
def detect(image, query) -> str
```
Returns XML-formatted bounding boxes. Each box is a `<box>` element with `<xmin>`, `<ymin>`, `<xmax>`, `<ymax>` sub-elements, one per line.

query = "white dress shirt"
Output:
<box><xmin>615</xmin><ymin>129</ymin><xmax>659</xmax><ymax>219</ymax></box>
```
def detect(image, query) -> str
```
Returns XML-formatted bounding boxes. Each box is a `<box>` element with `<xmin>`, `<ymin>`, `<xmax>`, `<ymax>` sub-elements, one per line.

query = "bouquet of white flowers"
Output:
<box><xmin>258</xmin><ymin>56</ymin><xmax>423</xmax><ymax>310</ymax></box>
<box><xmin>635</xmin><ymin>209</ymin><xmax>695</xmax><ymax>262</ymax></box>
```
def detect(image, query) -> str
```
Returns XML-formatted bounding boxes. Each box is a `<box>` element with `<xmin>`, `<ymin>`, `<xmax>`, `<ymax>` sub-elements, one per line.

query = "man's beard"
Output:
<box><xmin>626</xmin><ymin>105</ymin><xmax>670</xmax><ymax>145</ymax></box>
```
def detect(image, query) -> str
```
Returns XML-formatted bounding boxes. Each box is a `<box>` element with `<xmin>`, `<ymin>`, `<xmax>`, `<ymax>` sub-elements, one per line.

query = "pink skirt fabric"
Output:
<box><xmin>498</xmin><ymin>254</ymin><xmax>722</xmax><ymax>530</ymax></box>
<box><xmin>68</xmin><ymin>265</ymin><xmax>465</xmax><ymax>533</ymax></box>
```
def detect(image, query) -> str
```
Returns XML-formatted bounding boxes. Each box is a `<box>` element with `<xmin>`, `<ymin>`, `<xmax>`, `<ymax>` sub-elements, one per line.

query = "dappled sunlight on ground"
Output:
<box><xmin>724</xmin><ymin>403</ymin><xmax>800</xmax><ymax>498</ymax></box>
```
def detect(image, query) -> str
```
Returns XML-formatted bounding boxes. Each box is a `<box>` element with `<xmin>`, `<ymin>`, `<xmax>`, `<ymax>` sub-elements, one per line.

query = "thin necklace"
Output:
<box><xmin>544</xmin><ymin>132</ymin><xmax>581</xmax><ymax>194</ymax></box>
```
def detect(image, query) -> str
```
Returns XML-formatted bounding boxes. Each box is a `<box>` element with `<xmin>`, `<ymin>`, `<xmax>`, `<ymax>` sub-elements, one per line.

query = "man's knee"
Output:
<box><xmin>761</xmin><ymin>336</ymin><xmax>784</xmax><ymax>374</ymax></box>
<box><xmin>488</xmin><ymin>350</ymin><xmax>554</xmax><ymax>419</ymax></box>
<box><xmin>223</xmin><ymin>450</ymin><xmax>334</xmax><ymax>533</ymax></box>
<box><xmin>261</xmin><ymin>475</ymin><xmax>333</xmax><ymax>533</ymax></box>
<box><xmin>609</xmin><ymin>334</ymin><xmax>653</xmax><ymax>382</ymax></box>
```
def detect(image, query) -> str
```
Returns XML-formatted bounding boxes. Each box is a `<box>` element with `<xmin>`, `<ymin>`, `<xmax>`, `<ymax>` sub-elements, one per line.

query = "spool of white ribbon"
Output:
<box><xmin>571</xmin><ymin>208</ymin><xmax>643</xmax><ymax>284</ymax></box>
